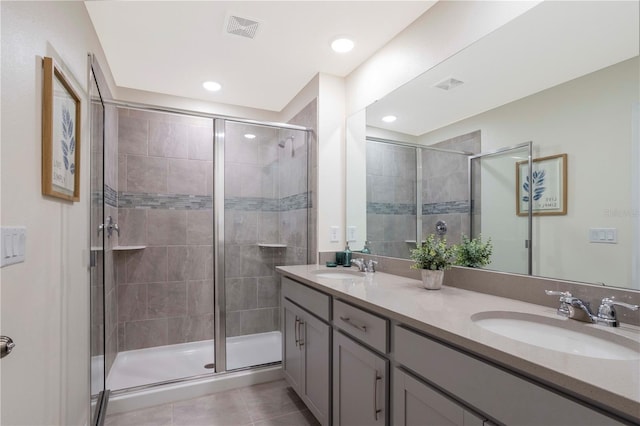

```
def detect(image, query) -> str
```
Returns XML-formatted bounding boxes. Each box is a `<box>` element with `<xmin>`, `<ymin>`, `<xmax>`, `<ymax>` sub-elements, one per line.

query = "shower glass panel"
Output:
<box><xmin>469</xmin><ymin>144</ymin><xmax>532</xmax><ymax>275</ymax></box>
<box><xmin>89</xmin><ymin>64</ymin><xmax>105</xmax><ymax>400</ymax></box>
<box><xmin>221</xmin><ymin>121</ymin><xmax>309</xmax><ymax>371</ymax></box>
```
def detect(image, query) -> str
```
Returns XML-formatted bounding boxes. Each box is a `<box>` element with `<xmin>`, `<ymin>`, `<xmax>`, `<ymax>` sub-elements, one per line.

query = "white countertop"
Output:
<box><xmin>276</xmin><ymin>264</ymin><xmax>640</xmax><ymax>422</ymax></box>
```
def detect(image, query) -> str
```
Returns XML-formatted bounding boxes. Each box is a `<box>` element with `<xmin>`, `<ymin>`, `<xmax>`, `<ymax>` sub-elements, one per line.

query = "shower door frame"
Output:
<box><xmin>468</xmin><ymin>141</ymin><xmax>533</xmax><ymax>275</ymax></box>
<box><xmin>213</xmin><ymin>118</ymin><xmax>311</xmax><ymax>374</ymax></box>
<box><xmin>88</xmin><ymin>95</ymin><xmax>312</xmax><ymax>396</ymax></box>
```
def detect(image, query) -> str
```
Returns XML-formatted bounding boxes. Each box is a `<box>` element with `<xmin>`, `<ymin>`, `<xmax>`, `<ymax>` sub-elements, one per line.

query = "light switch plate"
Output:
<box><xmin>589</xmin><ymin>228</ymin><xmax>617</xmax><ymax>244</ymax></box>
<box><xmin>346</xmin><ymin>226</ymin><xmax>357</xmax><ymax>242</ymax></box>
<box><xmin>1</xmin><ymin>226</ymin><xmax>26</xmax><ymax>267</ymax></box>
<box><xmin>329</xmin><ymin>226</ymin><xmax>340</xmax><ymax>243</ymax></box>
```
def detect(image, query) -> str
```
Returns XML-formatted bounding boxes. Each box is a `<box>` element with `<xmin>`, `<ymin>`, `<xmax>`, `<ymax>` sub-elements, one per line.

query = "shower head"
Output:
<box><xmin>278</xmin><ymin>136</ymin><xmax>294</xmax><ymax>148</ymax></box>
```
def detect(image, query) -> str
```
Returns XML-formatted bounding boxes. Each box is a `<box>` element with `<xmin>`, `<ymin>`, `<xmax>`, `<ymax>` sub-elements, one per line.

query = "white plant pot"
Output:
<box><xmin>421</xmin><ymin>269</ymin><xmax>444</xmax><ymax>290</ymax></box>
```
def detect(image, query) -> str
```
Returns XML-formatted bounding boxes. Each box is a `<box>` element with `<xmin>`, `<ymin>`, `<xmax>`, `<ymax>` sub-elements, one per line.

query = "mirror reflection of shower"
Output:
<box><xmin>278</xmin><ymin>135</ymin><xmax>295</xmax><ymax>157</ymax></box>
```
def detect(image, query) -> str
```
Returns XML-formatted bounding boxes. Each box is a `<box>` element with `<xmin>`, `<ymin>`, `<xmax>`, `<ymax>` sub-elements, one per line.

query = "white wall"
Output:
<box><xmin>0</xmin><ymin>2</ymin><xmax>113</xmax><ymax>424</ymax></box>
<box><xmin>317</xmin><ymin>74</ymin><xmax>346</xmax><ymax>252</ymax></box>
<box><xmin>418</xmin><ymin>58</ymin><xmax>639</xmax><ymax>288</ymax></box>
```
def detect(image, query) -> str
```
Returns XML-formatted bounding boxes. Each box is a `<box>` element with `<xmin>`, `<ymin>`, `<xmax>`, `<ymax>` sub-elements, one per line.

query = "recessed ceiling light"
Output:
<box><xmin>382</xmin><ymin>115</ymin><xmax>397</xmax><ymax>123</ymax></box>
<box><xmin>331</xmin><ymin>37</ymin><xmax>354</xmax><ymax>53</ymax></box>
<box><xmin>244</xmin><ymin>133</ymin><xmax>256</xmax><ymax>139</ymax></box>
<box><xmin>203</xmin><ymin>81</ymin><xmax>222</xmax><ymax>92</ymax></box>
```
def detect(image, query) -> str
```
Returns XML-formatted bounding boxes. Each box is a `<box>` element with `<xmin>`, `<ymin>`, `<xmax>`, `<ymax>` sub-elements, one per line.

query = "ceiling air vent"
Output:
<box><xmin>226</xmin><ymin>15</ymin><xmax>260</xmax><ymax>39</ymax></box>
<box><xmin>434</xmin><ymin>77</ymin><xmax>464</xmax><ymax>91</ymax></box>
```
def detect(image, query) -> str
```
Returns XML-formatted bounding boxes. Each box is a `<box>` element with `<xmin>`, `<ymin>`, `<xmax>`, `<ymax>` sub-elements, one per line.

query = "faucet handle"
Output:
<box><xmin>597</xmin><ymin>297</ymin><xmax>639</xmax><ymax>327</ymax></box>
<box><xmin>545</xmin><ymin>290</ymin><xmax>572</xmax><ymax>317</ymax></box>
<box><xmin>365</xmin><ymin>259</ymin><xmax>378</xmax><ymax>272</ymax></box>
<box><xmin>544</xmin><ymin>290</ymin><xmax>572</xmax><ymax>298</ymax></box>
<box><xmin>600</xmin><ymin>297</ymin><xmax>639</xmax><ymax>311</ymax></box>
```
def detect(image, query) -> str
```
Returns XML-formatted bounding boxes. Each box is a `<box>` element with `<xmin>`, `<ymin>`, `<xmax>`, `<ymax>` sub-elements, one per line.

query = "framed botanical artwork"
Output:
<box><xmin>42</xmin><ymin>56</ymin><xmax>81</xmax><ymax>201</ymax></box>
<box><xmin>516</xmin><ymin>153</ymin><xmax>567</xmax><ymax>216</ymax></box>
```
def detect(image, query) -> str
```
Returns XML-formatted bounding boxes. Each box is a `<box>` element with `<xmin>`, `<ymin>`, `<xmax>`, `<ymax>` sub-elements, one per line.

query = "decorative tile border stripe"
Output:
<box><xmin>280</xmin><ymin>192</ymin><xmax>310</xmax><ymax>210</ymax></box>
<box><xmin>422</xmin><ymin>200</ymin><xmax>470</xmax><ymax>215</ymax></box>
<box><xmin>367</xmin><ymin>202</ymin><xmax>417</xmax><ymax>215</ymax></box>
<box><xmin>226</xmin><ymin>192</ymin><xmax>310</xmax><ymax>212</ymax></box>
<box><xmin>105</xmin><ymin>185</ymin><xmax>118</xmax><ymax>207</ymax></box>
<box><xmin>117</xmin><ymin>191</ymin><xmax>310</xmax><ymax>211</ymax></box>
<box><xmin>118</xmin><ymin>192</ymin><xmax>212</xmax><ymax>210</ymax></box>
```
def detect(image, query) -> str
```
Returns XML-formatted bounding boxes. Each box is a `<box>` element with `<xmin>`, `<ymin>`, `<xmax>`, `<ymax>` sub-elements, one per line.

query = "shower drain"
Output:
<box><xmin>204</xmin><ymin>363</ymin><xmax>215</xmax><ymax>369</ymax></box>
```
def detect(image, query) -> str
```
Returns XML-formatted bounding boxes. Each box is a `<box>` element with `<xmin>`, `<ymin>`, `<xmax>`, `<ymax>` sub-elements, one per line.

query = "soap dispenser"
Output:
<box><xmin>344</xmin><ymin>243</ymin><xmax>352</xmax><ymax>267</ymax></box>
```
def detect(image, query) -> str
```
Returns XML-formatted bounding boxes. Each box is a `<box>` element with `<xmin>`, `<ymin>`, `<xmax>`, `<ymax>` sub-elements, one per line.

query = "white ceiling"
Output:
<box><xmin>366</xmin><ymin>1</ymin><xmax>639</xmax><ymax>137</ymax></box>
<box><xmin>85</xmin><ymin>1</ymin><xmax>436</xmax><ymax>112</ymax></box>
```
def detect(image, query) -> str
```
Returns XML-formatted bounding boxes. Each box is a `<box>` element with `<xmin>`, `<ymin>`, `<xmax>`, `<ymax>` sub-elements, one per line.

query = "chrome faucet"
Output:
<box><xmin>351</xmin><ymin>258</ymin><xmax>378</xmax><ymax>273</ymax></box>
<box><xmin>545</xmin><ymin>290</ymin><xmax>639</xmax><ymax>327</ymax></box>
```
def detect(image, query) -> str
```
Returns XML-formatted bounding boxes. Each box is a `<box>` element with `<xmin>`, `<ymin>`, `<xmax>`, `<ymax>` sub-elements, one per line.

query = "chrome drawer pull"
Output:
<box><xmin>339</xmin><ymin>316</ymin><xmax>367</xmax><ymax>333</ymax></box>
<box><xmin>298</xmin><ymin>320</ymin><xmax>305</xmax><ymax>348</ymax></box>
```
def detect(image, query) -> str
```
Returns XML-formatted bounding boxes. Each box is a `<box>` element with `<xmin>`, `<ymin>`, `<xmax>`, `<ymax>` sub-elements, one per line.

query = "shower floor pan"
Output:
<box><xmin>106</xmin><ymin>331</ymin><xmax>282</xmax><ymax>391</ymax></box>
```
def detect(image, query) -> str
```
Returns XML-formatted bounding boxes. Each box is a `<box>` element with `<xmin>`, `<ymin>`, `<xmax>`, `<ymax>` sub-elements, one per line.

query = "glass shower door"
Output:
<box><xmin>216</xmin><ymin>120</ymin><xmax>309</xmax><ymax>372</ymax></box>
<box><xmin>469</xmin><ymin>143</ymin><xmax>532</xmax><ymax>275</ymax></box>
<box><xmin>89</xmin><ymin>60</ymin><xmax>107</xmax><ymax>423</ymax></box>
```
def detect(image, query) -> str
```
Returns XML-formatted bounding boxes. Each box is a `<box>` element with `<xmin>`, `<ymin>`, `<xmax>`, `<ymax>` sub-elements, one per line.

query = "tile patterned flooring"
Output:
<box><xmin>105</xmin><ymin>379</ymin><xmax>320</xmax><ymax>426</ymax></box>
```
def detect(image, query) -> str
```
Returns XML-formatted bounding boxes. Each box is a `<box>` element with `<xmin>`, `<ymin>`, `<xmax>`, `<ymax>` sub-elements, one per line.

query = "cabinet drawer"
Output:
<box><xmin>334</xmin><ymin>299</ymin><xmax>388</xmax><ymax>353</ymax></box>
<box><xmin>394</xmin><ymin>325</ymin><xmax>623</xmax><ymax>426</ymax></box>
<box><xmin>282</xmin><ymin>277</ymin><xmax>330</xmax><ymax>321</ymax></box>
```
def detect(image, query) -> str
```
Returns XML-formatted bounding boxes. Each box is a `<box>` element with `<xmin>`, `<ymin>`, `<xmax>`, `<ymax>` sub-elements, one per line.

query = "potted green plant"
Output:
<box><xmin>410</xmin><ymin>234</ymin><xmax>455</xmax><ymax>290</ymax></box>
<box><xmin>454</xmin><ymin>235</ymin><xmax>493</xmax><ymax>268</ymax></box>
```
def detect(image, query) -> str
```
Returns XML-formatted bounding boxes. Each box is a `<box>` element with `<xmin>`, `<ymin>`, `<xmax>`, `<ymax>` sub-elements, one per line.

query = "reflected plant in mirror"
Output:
<box><xmin>454</xmin><ymin>235</ymin><xmax>493</xmax><ymax>269</ymax></box>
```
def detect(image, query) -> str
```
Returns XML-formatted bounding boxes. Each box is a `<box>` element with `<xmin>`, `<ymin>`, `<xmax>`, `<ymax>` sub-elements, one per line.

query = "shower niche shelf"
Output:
<box><xmin>113</xmin><ymin>245</ymin><xmax>146</xmax><ymax>251</ymax></box>
<box><xmin>258</xmin><ymin>243</ymin><xmax>287</xmax><ymax>248</ymax></box>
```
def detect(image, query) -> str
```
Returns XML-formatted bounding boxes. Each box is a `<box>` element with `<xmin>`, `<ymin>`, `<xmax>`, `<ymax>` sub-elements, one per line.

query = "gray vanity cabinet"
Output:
<box><xmin>333</xmin><ymin>330</ymin><xmax>388</xmax><ymax>426</ymax></box>
<box><xmin>394</xmin><ymin>368</ymin><xmax>485</xmax><ymax>426</ymax></box>
<box><xmin>281</xmin><ymin>279</ymin><xmax>331</xmax><ymax>426</ymax></box>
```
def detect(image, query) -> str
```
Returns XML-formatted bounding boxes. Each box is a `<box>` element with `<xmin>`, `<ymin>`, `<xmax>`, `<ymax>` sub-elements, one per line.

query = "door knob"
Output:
<box><xmin>1</xmin><ymin>336</ymin><xmax>15</xmax><ymax>359</ymax></box>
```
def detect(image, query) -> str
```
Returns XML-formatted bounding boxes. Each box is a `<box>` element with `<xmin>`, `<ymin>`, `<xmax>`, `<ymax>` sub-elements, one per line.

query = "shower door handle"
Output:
<box><xmin>1</xmin><ymin>336</ymin><xmax>15</xmax><ymax>359</ymax></box>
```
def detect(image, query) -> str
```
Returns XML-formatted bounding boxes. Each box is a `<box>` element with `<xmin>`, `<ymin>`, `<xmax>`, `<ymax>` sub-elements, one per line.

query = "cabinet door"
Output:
<box><xmin>282</xmin><ymin>299</ymin><xmax>304</xmax><ymax>392</ymax></box>
<box><xmin>333</xmin><ymin>331</ymin><xmax>388</xmax><ymax>426</ymax></box>
<box><xmin>394</xmin><ymin>368</ymin><xmax>463</xmax><ymax>426</ymax></box>
<box><xmin>394</xmin><ymin>368</ymin><xmax>486</xmax><ymax>426</ymax></box>
<box><xmin>301</xmin><ymin>310</ymin><xmax>331</xmax><ymax>426</ymax></box>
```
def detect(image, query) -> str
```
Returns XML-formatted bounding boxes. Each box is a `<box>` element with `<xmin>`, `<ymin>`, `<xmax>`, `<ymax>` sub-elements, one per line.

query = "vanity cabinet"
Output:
<box><xmin>282</xmin><ymin>279</ymin><xmax>331</xmax><ymax>426</ymax></box>
<box><xmin>333</xmin><ymin>330</ymin><xmax>388</xmax><ymax>426</ymax></box>
<box><xmin>393</xmin><ymin>368</ymin><xmax>486</xmax><ymax>426</ymax></box>
<box><xmin>394</xmin><ymin>325</ymin><xmax>625</xmax><ymax>426</ymax></box>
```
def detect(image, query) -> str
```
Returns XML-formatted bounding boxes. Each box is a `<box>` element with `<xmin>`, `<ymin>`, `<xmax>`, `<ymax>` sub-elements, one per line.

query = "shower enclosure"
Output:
<box><xmin>363</xmin><ymin>135</ymin><xmax>477</xmax><ymax>258</ymax></box>
<box><xmin>89</xmin><ymin>71</ymin><xmax>312</xmax><ymax>416</ymax></box>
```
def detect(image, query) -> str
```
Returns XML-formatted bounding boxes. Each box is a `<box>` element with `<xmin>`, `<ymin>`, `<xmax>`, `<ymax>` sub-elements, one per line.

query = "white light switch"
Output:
<box><xmin>589</xmin><ymin>228</ymin><xmax>617</xmax><ymax>244</ymax></box>
<box><xmin>329</xmin><ymin>226</ymin><xmax>340</xmax><ymax>243</ymax></box>
<box><xmin>1</xmin><ymin>226</ymin><xmax>26</xmax><ymax>267</ymax></box>
<box><xmin>346</xmin><ymin>226</ymin><xmax>357</xmax><ymax>242</ymax></box>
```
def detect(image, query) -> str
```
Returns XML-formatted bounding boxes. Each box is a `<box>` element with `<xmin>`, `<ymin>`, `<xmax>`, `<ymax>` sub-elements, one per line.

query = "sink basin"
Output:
<box><xmin>471</xmin><ymin>311</ymin><xmax>640</xmax><ymax>360</ymax></box>
<box><xmin>311</xmin><ymin>269</ymin><xmax>365</xmax><ymax>279</ymax></box>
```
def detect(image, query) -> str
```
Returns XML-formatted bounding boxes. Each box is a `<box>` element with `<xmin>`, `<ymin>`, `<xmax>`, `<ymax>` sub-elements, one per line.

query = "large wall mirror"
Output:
<box><xmin>346</xmin><ymin>1</ymin><xmax>639</xmax><ymax>290</ymax></box>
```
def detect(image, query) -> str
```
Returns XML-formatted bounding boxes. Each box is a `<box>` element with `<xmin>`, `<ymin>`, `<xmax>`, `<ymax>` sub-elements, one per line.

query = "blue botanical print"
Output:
<box><xmin>61</xmin><ymin>106</ymin><xmax>75</xmax><ymax>175</ymax></box>
<box><xmin>522</xmin><ymin>169</ymin><xmax>545</xmax><ymax>202</ymax></box>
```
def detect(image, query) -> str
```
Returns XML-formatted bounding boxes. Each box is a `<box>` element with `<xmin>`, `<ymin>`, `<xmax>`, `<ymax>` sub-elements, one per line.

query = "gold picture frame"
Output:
<box><xmin>516</xmin><ymin>154</ymin><xmax>567</xmax><ymax>216</ymax></box>
<box><xmin>42</xmin><ymin>56</ymin><xmax>81</xmax><ymax>201</ymax></box>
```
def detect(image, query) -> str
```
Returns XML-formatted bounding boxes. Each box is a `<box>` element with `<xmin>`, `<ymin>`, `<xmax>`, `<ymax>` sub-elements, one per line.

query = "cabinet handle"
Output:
<box><xmin>294</xmin><ymin>316</ymin><xmax>299</xmax><ymax>347</ymax></box>
<box><xmin>373</xmin><ymin>372</ymin><xmax>382</xmax><ymax>421</ymax></box>
<box><xmin>339</xmin><ymin>316</ymin><xmax>367</xmax><ymax>333</ymax></box>
<box><xmin>298</xmin><ymin>320</ymin><xmax>305</xmax><ymax>348</ymax></box>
